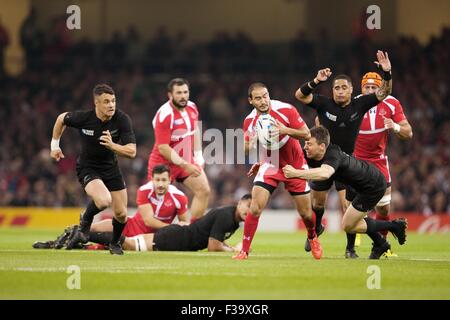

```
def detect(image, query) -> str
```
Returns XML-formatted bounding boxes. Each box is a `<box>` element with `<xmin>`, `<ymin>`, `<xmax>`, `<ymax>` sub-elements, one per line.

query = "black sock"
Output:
<box><xmin>88</xmin><ymin>232</ymin><xmax>112</xmax><ymax>245</ymax></box>
<box><xmin>364</xmin><ymin>217</ymin><xmax>392</xmax><ymax>233</ymax></box>
<box><xmin>346</xmin><ymin>233</ymin><xmax>356</xmax><ymax>250</ymax></box>
<box><xmin>367</xmin><ymin>231</ymin><xmax>385</xmax><ymax>247</ymax></box>
<box><xmin>364</xmin><ymin>217</ymin><xmax>386</xmax><ymax>247</ymax></box>
<box><xmin>313</xmin><ymin>207</ymin><xmax>325</xmax><ymax>230</ymax></box>
<box><xmin>112</xmin><ymin>218</ymin><xmax>127</xmax><ymax>244</ymax></box>
<box><xmin>80</xmin><ymin>201</ymin><xmax>102</xmax><ymax>233</ymax></box>
<box><xmin>88</xmin><ymin>232</ymin><xmax>125</xmax><ymax>245</ymax></box>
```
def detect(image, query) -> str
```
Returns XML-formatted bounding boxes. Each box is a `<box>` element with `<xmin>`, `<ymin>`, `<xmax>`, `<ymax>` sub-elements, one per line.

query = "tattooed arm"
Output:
<box><xmin>374</xmin><ymin>50</ymin><xmax>392</xmax><ymax>101</ymax></box>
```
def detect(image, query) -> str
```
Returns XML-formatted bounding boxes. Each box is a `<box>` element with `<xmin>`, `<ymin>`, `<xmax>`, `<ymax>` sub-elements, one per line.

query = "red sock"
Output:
<box><xmin>376</xmin><ymin>213</ymin><xmax>389</xmax><ymax>238</ymax></box>
<box><xmin>302</xmin><ymin>214</ymin><xmax>317</xmax><ymax>239</ymax></box>
<box><xmin>242</xmin><ymin>212</ymin><xmax>260</xmax><ymax>253</ymax></box>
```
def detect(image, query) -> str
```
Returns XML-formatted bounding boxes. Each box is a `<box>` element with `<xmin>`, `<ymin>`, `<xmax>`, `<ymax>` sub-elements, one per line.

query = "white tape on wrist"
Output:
<box><xmin>50</xmin><ymin>138</ymin><xmax>60</xmax><ymax>151</ymax></box>
<box><xmin>393</xmin><ymin>123</ymin><xmax>401</xmax><ymax>133</ymax></box>
<box><xmin>194</xmin><ymin>150</ymin><xmax>205</xmax><ymax>166</ymax></box>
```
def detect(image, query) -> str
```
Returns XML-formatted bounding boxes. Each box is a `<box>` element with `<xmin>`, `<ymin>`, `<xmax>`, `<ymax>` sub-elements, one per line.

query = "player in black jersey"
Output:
<box><xmin>295</xmin><ymin>51</ymin><xmax>393</xmax><ymax>256</ymax></box>
<box><xmin>283</xmin><ymin>126</ymin><xmax>407</xmax><ymax>259</ymax></box>
<box><xmin>74</xmin><ymin>194</ymin><xmax>252</xmax><ymax>253</ymax></box>
<box><xmin>49</xmin><ymin>84</ymin><xmax>136</xmax><ymax>255</ymax></box>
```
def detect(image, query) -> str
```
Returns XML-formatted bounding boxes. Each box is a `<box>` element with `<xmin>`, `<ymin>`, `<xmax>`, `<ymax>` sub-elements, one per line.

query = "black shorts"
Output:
<box><xmin>310</xmin><ymin>177</ymin><xmax>347</xmax><ymax>192</ymax></box>
<box><xmin>153</xmin><ymin>225</ymin><xmax>193</xmax><ymax>251</ymax></box>
<box><xmin>76</xmin><ymin>165</ymin><xmax>126</xmax><ymax>192</ymax></box>
<box><xmin>345</xmin><ymin>176</ymin><xmax>387</xmax><ymax>212</ymax></box>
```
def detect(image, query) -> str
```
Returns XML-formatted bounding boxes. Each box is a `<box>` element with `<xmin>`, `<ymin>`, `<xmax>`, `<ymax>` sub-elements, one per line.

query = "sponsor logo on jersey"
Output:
<box><xmin>109</xmin><ymin>129</ymin><xmax>119</xmax><ymax>136</ymax></box>
<box><xmin>174</xmin><ymin>119</ymin><xmax>184</xmax><ymax>125</ymax></box>
<box><xmin>379</xmin><ymin>108</ymin><xmax>387</xmax><ymax>116</ymax></box>
<box><xmin>339</xmin><ymin>122</ymin><xmax>346</xmax><ymax>127</ymax></box>
<box><xmin>349</xmin><ymin>112</ymin><xmax>359</xmax><ymax>121</ymax></box>
<box><xmin>82</xmin><ymin>129</ymin><xmax>94</xmax><ymax>136</ymax></box>
<box><xmin>325</xmin><ymin>112</ymin><xmax>337</xmax><ymax>121</ymax></box>
<box><xmin>164</xmin><ymin>200</ymin><xmax>172</xmax><ymax>207</ymax></box>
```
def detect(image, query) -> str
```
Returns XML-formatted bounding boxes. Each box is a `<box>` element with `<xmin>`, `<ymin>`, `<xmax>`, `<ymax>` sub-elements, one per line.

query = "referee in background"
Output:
<box><xmin>50</xmin><ymin>84</ymin><xmax>136</xmax><ymax>255</ymax></box>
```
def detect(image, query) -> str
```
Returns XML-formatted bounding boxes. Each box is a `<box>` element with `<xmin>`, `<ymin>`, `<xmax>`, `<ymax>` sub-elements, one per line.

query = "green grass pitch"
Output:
<box><xmin>1</xmin><ymin>228</ymin><xmax>449</xmax><ymax>300</ymax></box>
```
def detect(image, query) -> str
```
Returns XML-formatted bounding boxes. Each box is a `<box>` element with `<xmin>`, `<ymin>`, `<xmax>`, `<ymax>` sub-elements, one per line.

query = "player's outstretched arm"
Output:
<box><xmin>295</xmin><ymin>68</ymin><xmax>332</xmax><ymax>104</ymax></box>
<box><xmin>207</xmin><ymin>237</ymin><xmax>236</xmax><ymax>252</ymax></box>
<box><xmin>283</xmin><ymin>164</ymin><xmax>335</xmax><ymax>181</ymax></box>
<box><xmin>374</xmin><ymin>50</ymin><xmax>393</xmax><ymax>101</ymax></box>
<box><xmin>50</xmin><ymin>112</ymin><xmax>68</xmax><ymax>161</ymax></box>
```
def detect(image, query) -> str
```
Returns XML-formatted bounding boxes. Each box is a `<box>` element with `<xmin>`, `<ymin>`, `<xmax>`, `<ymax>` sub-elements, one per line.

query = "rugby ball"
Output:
<box><xmin>255</xmin><ymin>114</ymin><xmax>280</xmax><ymax>150</ymax></box>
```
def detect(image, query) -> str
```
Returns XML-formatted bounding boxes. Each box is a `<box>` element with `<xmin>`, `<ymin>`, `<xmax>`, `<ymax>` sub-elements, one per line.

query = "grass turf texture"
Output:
<box><xmin>1</xmin><ymin>228</ymin><xmax>449</xmax><ymax>299</ymax></box>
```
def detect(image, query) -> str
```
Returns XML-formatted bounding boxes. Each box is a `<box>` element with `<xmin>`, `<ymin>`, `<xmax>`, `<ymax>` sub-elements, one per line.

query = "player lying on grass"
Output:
<box><xmin>282</xmin><ymin>126</ymin><xmax>408</xmax><ymax>259</ymax></box>
<box><xmin>33</xmin><ymin>165</ymin><xmax>189</xmax><ymax>249</ymax></box>
<box><xmin>34</xmin><ymin>194</ymin><xmax>252</xmax><ymax>252</ymax></box>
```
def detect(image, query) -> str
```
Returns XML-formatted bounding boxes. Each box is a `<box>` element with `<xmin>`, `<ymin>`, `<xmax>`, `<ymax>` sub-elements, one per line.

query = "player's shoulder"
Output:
<box><xmin>64</xmin><ymin>109</ymin><xmax>93</xmax><ymax>123</ymax></box>
<box><xmin>155</xmin><ymin>101</ymin><xmax>174</xmax><ymax>123</ymax></box>
<box><xmin>326</xmin><ymin>144</ymin><xmax>342</xmax><ymax>156</ymax></box>
<box><xmin>271</xmin><ymin>99</ymin><xmax>295</xmax><ymax>111</ymax></box>
<box><xmin>168</xmin><ymin>184</ymin><xmax>187</xmax><ymax>198</ymax></box>
<box><xmin>114</xmin><ymin>109</ymin><xmax>131</xmax><ymax>121</ymax></box>
<box><xmin>186</xmin><ymin>100</ymin><xmax>198</xmax><ymax>111</ymax></box>
<box><xmin>382</xmin><ymin>95</ymin><xmax>401</xmax><ymax>107</ymax></box>
<box><xmin>138</xmin><ymin>181</ymin><xmax>154</xmax><ymax>192</ymax></box>
<box><xmin>244</xmin><ymin>109</ymin><xmax>257</xmax><ymax>121</ymax></box>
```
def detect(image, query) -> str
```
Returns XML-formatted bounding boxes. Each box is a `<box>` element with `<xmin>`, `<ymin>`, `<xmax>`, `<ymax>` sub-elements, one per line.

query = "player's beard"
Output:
<box><xmin>172</xmin><ymin>99</ymin><xmax>187</xmax><ymax>109</ymax></box>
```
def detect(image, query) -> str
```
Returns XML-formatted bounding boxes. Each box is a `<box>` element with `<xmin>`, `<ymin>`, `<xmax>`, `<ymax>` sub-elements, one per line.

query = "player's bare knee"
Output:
<box><xmin>249</xmin><ymin>205</ymin><xmax>262</xmax><ymax>217</ymax></box>
<box><xmin>114</xmin><ymin>210</ymin><xmax>127</xmax><ymax>222</ymax></box>
<box><xmin>194</xmin><ymin>184</ymin><xmax>210</xmax><ymax>198</ymax></box>
<box><xmin>94</xmin><ymin>195</ymin><xmax>112</xmax><ymax>210</ymax></box>
<box><xmin>342</xmin><ymin>220</ymin><xmax>355</xmax><ymax>233</ymax></box>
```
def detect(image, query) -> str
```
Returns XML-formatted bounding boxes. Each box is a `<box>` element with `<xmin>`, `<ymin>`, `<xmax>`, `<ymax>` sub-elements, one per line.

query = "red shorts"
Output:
<box><xmin>254</xmin><ymin>162</ymin><xmax>310</xmax><ymax>194</ymax></box>
<box><xmin>148</xmin><ymin>162</ymin><xmax>198</xmax><ymax>183</ymax></box>
<box><xmin>363</xmin><ymin>156</ymin><xmax>391</xmax><ymax>184</ymax></box>
<box><xmin>123</xmin><ymin>215</ymin><xmax>152</xmax><ymax>237</ymax></box>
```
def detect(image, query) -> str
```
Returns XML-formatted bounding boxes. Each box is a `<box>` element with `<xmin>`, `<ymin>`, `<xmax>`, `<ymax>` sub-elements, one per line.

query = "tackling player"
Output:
<box><xmin>283</xmin><ymin>126</ymin><xmax>408</xmax><ymax>259</ymax></box>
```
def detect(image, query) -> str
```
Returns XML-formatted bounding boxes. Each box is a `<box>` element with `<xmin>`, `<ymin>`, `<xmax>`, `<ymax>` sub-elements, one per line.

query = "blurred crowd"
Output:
<box><xmin>0</xmin><ymin>12</ymin><xmax>448</xmax><ymax>214</ymax></box>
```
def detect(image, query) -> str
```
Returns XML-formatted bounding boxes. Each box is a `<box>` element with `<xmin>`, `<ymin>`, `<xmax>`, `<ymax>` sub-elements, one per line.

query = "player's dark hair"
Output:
<box><xmin>332</xmin><ymin>74</ymin><xmax>353</xmax><ymax>87</ymax></box>
<box><xmin>168</xmin><ymin>78</ymin><xmax>190</xmax><ymax>92</ymax></box>
<box><xmin>310</xmin><ymin>126</ymin><xmax>330</xmax><ymax>147</ymax></box>
<box><xmin>240</xmin><ymin>194</ymin><xmax>252</xmax><ymax>201</ymax></box>
<box><xmin>93</xmin><ymin>84</ymin><xmax>115</xmax><ymax>97</ymax></box>
<box><xmin>152</xmin><ymin>164</ymin><xmax>171</xmax><ymax>176</ymax></box>
<box><xmin>248</xmin><ymin>82</ymin><xmax>267</xmax><ymax>98</ymax></box>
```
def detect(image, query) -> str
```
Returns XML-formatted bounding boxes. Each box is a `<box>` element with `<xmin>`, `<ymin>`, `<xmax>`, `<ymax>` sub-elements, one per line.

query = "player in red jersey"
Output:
<box><xmin>90</xmin><ymin>164</ymin><xmax>189</xmax><ymax>239</ymax></box>
<box><xmin>148</xmin><ymin>78</ymin><xmax>210</xmax><ymax>221</ymax></box>
<box><xmin>350</xmin><ymin>72</ymin><xmax>413</xmax><ymax>257</ymax></box>
<box><xmin>233</xmin><ymin>83</ymin><xmax>322</xmax><ymax>260</ymax></box>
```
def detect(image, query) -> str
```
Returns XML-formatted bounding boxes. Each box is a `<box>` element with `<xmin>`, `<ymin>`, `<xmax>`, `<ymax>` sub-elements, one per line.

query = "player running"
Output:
<box><xmin>233</xmin><ymin>83</ymin><xmax>322</xmax><ymax>260</ymax></box>
<box><xmin>49</xmin><ymin>84</ymin><xmax>136</xmax><ymax>255</ymax></box>
<box><xmin>148</xmin><ymin>78</ymin><xmax>210</xmax><ymax>222</ymax></box>
<box><xmin>283</xmin><ymin>126</ymin><xmax>408</xmax><ymax>259</ymax></box>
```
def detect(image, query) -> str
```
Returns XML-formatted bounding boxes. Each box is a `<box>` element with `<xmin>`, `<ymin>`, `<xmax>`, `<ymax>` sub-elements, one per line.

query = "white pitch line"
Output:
<box><xmin>0</xmin><ymin>266</ymin><xmax>262</xmax><ymax>277</ymax></box>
